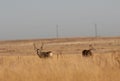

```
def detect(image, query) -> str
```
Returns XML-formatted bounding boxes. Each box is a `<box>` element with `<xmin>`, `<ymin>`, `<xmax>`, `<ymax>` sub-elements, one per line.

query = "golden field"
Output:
<box><xmin>0</xmin><ymin>37</ymin><xmax>120</xmax><ymax>81</ymax></box>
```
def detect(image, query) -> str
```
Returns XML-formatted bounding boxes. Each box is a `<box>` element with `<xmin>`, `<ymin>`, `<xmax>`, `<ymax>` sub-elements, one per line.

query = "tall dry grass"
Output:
<box><xmin>0</xmin><ymin>53</ymin><xmax>120</xmax><ymax>81</ymax></box>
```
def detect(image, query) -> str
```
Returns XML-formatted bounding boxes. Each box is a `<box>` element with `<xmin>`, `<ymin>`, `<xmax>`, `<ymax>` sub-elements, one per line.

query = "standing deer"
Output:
<box><xmin>33</xmin><ymin>42</ymin><xmax>53</xmax><ymax>58</ymax></box>
<box><xmin>82</xmin><ymin>44</ymin><xmax>95</xmax><ymax>57</ymax></box>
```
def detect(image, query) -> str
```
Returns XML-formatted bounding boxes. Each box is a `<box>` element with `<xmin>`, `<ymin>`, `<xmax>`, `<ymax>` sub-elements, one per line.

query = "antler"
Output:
<box><xmin>33</xmin><ymin>43</ymin><xmax>37</xmax><ymax>50</ymax></box>
<box><xmin>40</xmin><ymin>42</ymin><xmax>44</xmax><ymax>51</ymax></box>
<box><xmin>33</xmin><ymin>42</ymin><xmax>40</xmax><ymax>56</ymax></box>
<box><xmin>89</xmin><ymin>44</ymin><xmax>95</xmax><ymax>50</ymax></box>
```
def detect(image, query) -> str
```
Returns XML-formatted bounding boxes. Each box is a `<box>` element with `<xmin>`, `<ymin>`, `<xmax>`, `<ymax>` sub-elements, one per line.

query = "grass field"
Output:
<box><xmin>0</xmin><ymin>37</ymin><xmax>120</xmax><ymax>81</ymax></box>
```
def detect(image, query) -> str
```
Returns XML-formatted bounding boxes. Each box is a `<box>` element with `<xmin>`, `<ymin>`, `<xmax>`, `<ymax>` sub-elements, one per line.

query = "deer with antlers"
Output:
<box><xmin>33</xmin><ymin>42</ymin><xmax>53</xmax><ymax>58</ymax></box>
<box><xmin>82</xmin><ymin>44</ymin><xmax>95</xmax><ymax>57</ymax></box>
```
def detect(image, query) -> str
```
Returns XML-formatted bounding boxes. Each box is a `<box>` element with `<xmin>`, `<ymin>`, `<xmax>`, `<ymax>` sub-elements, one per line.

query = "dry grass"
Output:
<box><xmin>0</xmin><ymin>37</ymin><xmax>120</xmax><ymax>81</ymax></box>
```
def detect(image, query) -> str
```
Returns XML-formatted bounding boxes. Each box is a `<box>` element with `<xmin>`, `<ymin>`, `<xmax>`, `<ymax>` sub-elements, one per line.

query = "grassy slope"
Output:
<box><xmin>0</xmin><ymin>37</ymin><xmax>120</xmax><ymax>81</ymax></box>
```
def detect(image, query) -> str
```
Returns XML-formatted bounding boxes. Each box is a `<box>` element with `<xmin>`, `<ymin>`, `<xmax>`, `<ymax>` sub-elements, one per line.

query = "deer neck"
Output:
<box><xmin>37</xmin><ymin>49</ymin><xmax>40</xmax><ymax>55</ymax></box>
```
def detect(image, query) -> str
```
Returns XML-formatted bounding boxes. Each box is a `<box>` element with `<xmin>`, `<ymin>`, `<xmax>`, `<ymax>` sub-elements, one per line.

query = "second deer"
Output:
<box><xmin>82</xmin><ymin>45</ymin><xmax>95</xmax><ymax>57</ymax></box>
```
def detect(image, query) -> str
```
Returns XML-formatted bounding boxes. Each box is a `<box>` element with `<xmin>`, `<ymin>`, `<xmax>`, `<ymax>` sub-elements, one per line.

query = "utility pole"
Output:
<box><xmin>56</xmin><ymin>24</ymin><xmax>59</xmax><ymax>39</ymax></box>
<box><xmin>95</xmin><ymin>24</ymin><xmax>98</xmax><ymax>37</ymax></box>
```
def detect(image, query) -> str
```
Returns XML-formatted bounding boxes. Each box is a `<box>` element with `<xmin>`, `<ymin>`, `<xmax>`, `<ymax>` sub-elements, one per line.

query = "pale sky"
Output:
<box><xmin>0</xmin><ymin>0</ymin><xmax>120</xmax><ymax>40</ymax></box>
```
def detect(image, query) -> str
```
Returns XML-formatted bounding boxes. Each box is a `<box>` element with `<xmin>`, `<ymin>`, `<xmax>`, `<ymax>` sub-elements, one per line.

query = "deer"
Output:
<box><xmin>82</xmin><ymin>44</ymin><xmax>95</xmax><ymax>57</ymax></box>
<box><xmin>33</xmin><ymin>42</ymin><xmax>53</xmax><ymax>58</ymax></box>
